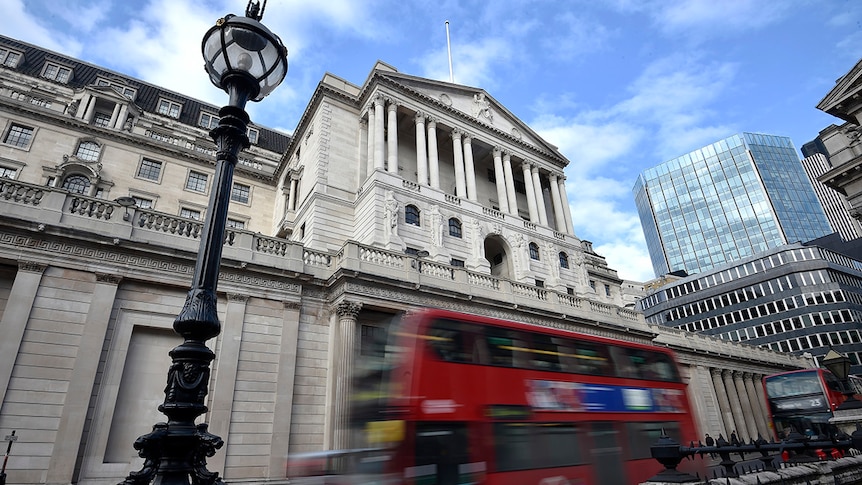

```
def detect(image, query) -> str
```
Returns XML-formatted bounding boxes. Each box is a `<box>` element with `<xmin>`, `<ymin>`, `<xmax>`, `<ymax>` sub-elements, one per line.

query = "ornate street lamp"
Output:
<box><xmin>822</xmin><ymin>348</ymin><xmax>862</xmax><ymax>411</ymax></box>
<box><xmin>119</xmin><ymin>2</ymin><xmax>287</xmax><ymax>484</ymax></box>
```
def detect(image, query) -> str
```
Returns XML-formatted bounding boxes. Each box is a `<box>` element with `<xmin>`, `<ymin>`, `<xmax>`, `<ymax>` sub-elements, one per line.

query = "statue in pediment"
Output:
<box><xmin>472</xmin><ymin>92</ymin><xmax>493</xmax><ymax>123</ymax></box>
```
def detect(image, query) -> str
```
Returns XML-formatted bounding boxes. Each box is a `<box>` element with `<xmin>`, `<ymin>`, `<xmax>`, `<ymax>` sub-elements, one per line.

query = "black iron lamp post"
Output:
<box><xmin>822</xmin><ymin>348</ymin><xmax>862</xmax><ymax>410</ymax></box>
<box><xmin>119</xmin><ymin>2</ymin><xmax>287</xmax><ymax>484</ymax></box>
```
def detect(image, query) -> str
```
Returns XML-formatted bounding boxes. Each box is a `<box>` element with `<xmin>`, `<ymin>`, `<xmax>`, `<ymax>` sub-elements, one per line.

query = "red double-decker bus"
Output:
<box><xmin>763</xmin><ymin>368</ymin><xmax>861</xmax><ymax>439</ymax></box>
<box><xmin>346</xmin><ymin>308</ymin><xmax>702</xmax><ymax>485</ymax></box>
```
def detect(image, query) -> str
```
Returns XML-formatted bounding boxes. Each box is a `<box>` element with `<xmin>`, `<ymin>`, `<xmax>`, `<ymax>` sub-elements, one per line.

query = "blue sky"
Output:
<box><xmin>6</xmin><ymin>0</ymin><xmax>862</xmax><ymax>281</ymax></box>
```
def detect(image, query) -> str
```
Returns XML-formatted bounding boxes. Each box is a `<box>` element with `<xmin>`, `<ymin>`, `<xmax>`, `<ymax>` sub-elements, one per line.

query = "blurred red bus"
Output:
<box><xmin>763</xmin><ymin>368</ymin><xmax>862</xmax><ymax>439</ymax></box>
<box><xmin>347</xmin><ymin>308</ymin><xmax>702</xmax><ymax>485</ymax></box>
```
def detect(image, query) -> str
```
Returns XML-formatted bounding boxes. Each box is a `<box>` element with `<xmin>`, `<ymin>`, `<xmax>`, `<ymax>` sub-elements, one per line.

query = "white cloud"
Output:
<box><xmin>647</xmin><ymin>0</ymin><xmax>798</xmax><ymax>37</ymax></box>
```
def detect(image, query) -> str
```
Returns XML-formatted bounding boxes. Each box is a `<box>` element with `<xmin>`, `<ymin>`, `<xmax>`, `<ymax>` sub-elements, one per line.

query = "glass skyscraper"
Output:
<box><xmin>634</xmin><ymin>133</ymin><xmax>832</xmax><ymax>277</ymax></box>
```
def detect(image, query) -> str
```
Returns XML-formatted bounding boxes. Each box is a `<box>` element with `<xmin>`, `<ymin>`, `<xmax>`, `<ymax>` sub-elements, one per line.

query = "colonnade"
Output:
<box><xmin>695</xmin><ymin>367</ymin><xmax>772</xmax><ymax>442</ymax></box>
<box><xmin>364</xmin><ymin>96</ymin><xmax>575</xmax><ymax>236</ymax></box>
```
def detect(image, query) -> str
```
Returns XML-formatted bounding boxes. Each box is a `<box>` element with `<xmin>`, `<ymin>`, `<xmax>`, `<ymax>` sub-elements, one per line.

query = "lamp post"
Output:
<box><xmin>119</xmin><ymin>2</ymin><xmax>287</xmax><ymax>484</ymax></box>
<box><xmin>822</xmin><ymin>348</ymin><xmax>862</xmax><ymax>411</ymax></box>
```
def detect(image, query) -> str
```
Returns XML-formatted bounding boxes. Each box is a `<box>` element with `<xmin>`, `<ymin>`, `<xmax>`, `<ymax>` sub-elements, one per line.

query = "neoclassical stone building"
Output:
<box><xmin>0</xmin><ymin>35</ymin><xmax>805</xmax><ymax>484</ymax></box>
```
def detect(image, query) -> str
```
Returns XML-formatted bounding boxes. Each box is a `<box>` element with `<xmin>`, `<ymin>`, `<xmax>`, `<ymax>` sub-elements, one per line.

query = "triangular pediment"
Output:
<box><xmin>370</xmin><ymin>68</ymin><xmax>564</xmax><ymax>162</ymax></box>
<box><xmin>817</xmin><ymin>58</ymin><xmax>862</xmax><ymax>123</ymax></box>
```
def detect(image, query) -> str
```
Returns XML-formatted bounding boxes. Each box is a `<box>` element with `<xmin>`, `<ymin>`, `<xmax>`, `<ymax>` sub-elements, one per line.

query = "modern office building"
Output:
<box><xmin>634</xmin><ymin>133</ymin><xmax>833</xmax><ymax>278</ymax></box>
<box><xmin>0</xmin><ymin>34</ymin><xmax>805</xmax><ymax>484</ymax></box>
<box><xmin>639</xmin><ymin>243</ymin><xmax>862</xmax><ymax>373</ymax></box>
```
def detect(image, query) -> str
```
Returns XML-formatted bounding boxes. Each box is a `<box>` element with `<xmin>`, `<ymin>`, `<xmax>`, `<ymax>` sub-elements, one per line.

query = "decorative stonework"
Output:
<box><xmin>335</xmin><ymin>300</ymin><xmax>362</xmax><ymax>319</ymax></box>
<box><xmin>18</xmin><ymin>260</ymin><xmax>46</xmax><ymax>273</ymax></box>
<box><xmin>95</xmin><ymin>273</ymin><xmax>123</xmax><ymax>285</ymax></box>
<box><xmin>227</xmin><ymin>293</ymin><xmax>249</xmax><ymax>302</ymax></box>
<box><xmin>439</xmin><ymin>93</ymin><xmax>452</xmax><ymax>106</ymax></box>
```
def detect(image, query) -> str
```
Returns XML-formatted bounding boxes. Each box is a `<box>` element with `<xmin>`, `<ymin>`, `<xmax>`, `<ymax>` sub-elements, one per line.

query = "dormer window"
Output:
<box><xmin>42</xmin><ymin>62</ymin><xmax>72</xmax><ymax>83</ymax></box>
<box><xmin>0</xmin><ymin>47</ymin><xmax>22</xmax><ymax>68</ymax></box>
<box><xmin>199</xmin><ymin>112</ymin><xmax>219</xmax><ymax>130</ymax></box>
<box><xmin>95</xmin><ymin>77</ymin><xmax>137</xmax><ymax>100</ymax></box>
<box><xmin>157</xmin><ymin>98</ymin><xmax>182</xmax><ymax>119</ymax></box>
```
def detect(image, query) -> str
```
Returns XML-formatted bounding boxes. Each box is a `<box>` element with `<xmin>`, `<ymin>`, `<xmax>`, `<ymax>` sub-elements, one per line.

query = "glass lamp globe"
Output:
<box><xmin>202</xmin><ymin>14</ymin><xmax>288</xmax><ymax>102</ymax></box>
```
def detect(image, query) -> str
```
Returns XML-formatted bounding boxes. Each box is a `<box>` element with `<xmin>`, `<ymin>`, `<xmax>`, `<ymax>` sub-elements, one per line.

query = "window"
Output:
<box><xmin>75</xmin><ymin>141</ymin><xmax>101</xmax><ymax>161</ymax></box>
<box><xmin>96</xmin><ymin>78</ymin><xmax>137</xmax><ymax>99</ymax></box>
<box><xmin>529</xmin><ymin>242</ymin><xmax>540</xmax><ymax>260</ymax></box>
<box><xmin>0</xmin><ymin>166</ymin><xmax>17</xmax><ymax>178</ymax></box>
<box><xmin>451</xmin><ymin>258</ymin><xmax>465</xmax><ymax>267</ymax></box>
<box><xmin>0</xmin><ymin>48</ymin><xmax>22</xmax><ymax>68</ymax></box>
<box><xmin>405</xmin><ymin>205</ymin><xmax>420</xmax><ymax>226</ymax></box>
<box><xmin>559</xmin><ymin>252</ymin><xmax>569</xmax><ymax>269</ymax></box>
<box><xmin>589</xmin><ymin>280</ymin><xmax>596</xmax><ymax>290</ymax></box>
<box><xmin>93</xmin><ymin>112</ymin><xmax>111</xmax><ymax>128</ymax></box>
<box><xmin>231</xmin><ymin>182</ymin><xmax>250</xmax><ymax>203</ymax></box>
<box><xmin>185</xmin><ymin>171</ymin><xmax>208</xmax><ymax>193</ymax></box>
<box><xmin>536</xmin><ymin>279</ymin><xmax>544</xmax><ymax>288</ymax></box>
<box><xmin>605</xmin><ymin>284</ymin><xmax>611</xmax><ymax>297</ymax></box>
<box><xmin>199</xmin><ymin>112</ymin><xmax>219</xmax><ymax>130</ymax></box>
<box><xmin>42</xmin><ymin>63</ymin><xmax>72</xmax><ymax>83</ymax></box>
<box><xmin>3</xmin><ymin>123</ymin><xmax>34</xmax><ymax>148</ymax></box>
<box><xmin>132</xmin><ymin>196</ymin><xmax>153</xmax><ymax>209</ymax></box>
<box><xmin>448</xmin><ymin>218</ymin><xmax>462</xmax><ymax>238</ymax></box>
<box><xmin>566</xmin><ymin>287</ymin><xmax>574</xmax><ymax>296</ymax></box>
<box><xmin>62</xmin><ymin>174</ymin><xmax>90</xmax><ymax>194</ymax></box>
<box><xmin>180</xmin><ymin>208</ymin><xmax>201</xmax><ymax>220</ymax></box>
<box><xmin>247</xmin><ymin>127</ymin><xmax>259</xmax><ymax>144</ymax></box>
<box><xmin>226</xmin><ymin>219</ymin><xmax>245</xmax><ymax>229</ymax></box>
<box><xmin>157</xmin><ymin>99</ymin><xmax>182</xmax><ymax>118</ymax></box>
<box><xmin>137</xmin><ymin>159</ymin><xmax>162</xmax><ymax>181</ymax></box>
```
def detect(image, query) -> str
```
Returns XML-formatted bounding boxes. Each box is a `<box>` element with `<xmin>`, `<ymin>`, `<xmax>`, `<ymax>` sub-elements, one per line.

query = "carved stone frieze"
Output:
<box><xmin>18</xmin><ymin>260</ymin><xmax>47</xmax><ymax>273</ymax></box>
<box><xmin>95</xmin><ymin>273</ymin><xmax>123</xmax><ymax>285</ymax></box>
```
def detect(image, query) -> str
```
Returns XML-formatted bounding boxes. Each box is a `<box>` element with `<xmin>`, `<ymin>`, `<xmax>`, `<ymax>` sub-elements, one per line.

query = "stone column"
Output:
<box><xmin>723</xmin><ymin>370</ymin><xmax>750</xmax><ymax>442</ymax></box>
<box><xmin>0</xmin><ymin>262</ymin><xmax>46</xmax><ymax>406</ymax></box>
<box><xmin>503</xmin><ymin>153</ymin><xmax>518</xmax><ymax>215</ymax></box>
<box><xmin>47</xmin><ymin>273</ymin><xmax>121</xmax><ymax>484</ymax></box>
<box><xmin>744</xmin><ymin>373</ymin><xmax>769</xmax><ymax>438</ymax></box>
<box><xmin>492</xmin><ymin>148</ymin><xmax>509</xmax><ymax>212</ymax></box>
<box><xmin>452</xmin><ymin>130</ymin><xmax>466</xmax><ymax>198</ymax></box>
<box><xmin>733</xmin><ymin>371</ymin><xmax>759</xmax><ymax>440</ymax></box>
<box><xmin>532</xmin><ymin>165</ymin><xmax>548</xmax><ymax>226</ymax></box>
<box><xmin>366</xmin><ymin>108</ymin><xmax>376</xmax><ymax>174</ymax></box>
<box><xmin>76</xmin><ymin>93</ymin><xmax>92</xmax><ymax>120</ymax></box>
<box><xmin>205</xmin><ymin>293</ymin><xmax>248</xmax><ymax>475</ymax></box>
<box><xmin>270</xmin><ymin>301</ymin><xmax>302</xmax><ymax>474</ymax></box>
<box><xmin>427</xmin><ymin>120</ymin><xmax>440</xmax><ymax>189</ymax></box>
<box><xmin>415</xmin><ymin>113</ymin><xmax>428</xmax><ymax>185</ymax></box>
<box><xmin>373</xmin><ymin>97</ymin><xmax>385</xmax><ymax>170</ymax></box>
<box><xmin>82</xmin><ymin>94</ymin><xmax>96</xmax><ymax>123</ymax></box>
<box><xmin>332</xmin><ymin>300</ymin><xmax>362</xmax><ymax>450</ymax></box>
<box><xmin>115</xmin><ymin>104</ymin><xmax>129</xmax><ymax>131</ymax></box>
<box><xmin>109</xmin><ymin>103</ymin><xmax>121</xmax><ymax>128</ymax></box>
<box><xmin>522</xmin><ymin>162</ymin><xmax>538</xmax><ymax>222</ymax></box>
<box><xmin>559</xmin><ymin>176</ymin><xmax>575</xmax><ymax>235</ymax></box>
<box><xmin>463</xmin><ymin>135</ymin><xmax>477</xmax><ymax>201</ymax></box>
<box><xmin>711</xmin><ymin>368</ymin><xmax>736</xmax><ymax>439</ymax></box>
<box><xmin>386</xmin><ymin>101</ymin><xmax>399</xmax><ymax>174</ymax></box>
<box><xmin>549</xmin><ymin>173</ymin><xmax>566</xmax><ymax>232</ymax></box>
<box><xmin>287</xmin><ymin>178</ymin><xmax>297</xmax><ymax>211</ymax></box>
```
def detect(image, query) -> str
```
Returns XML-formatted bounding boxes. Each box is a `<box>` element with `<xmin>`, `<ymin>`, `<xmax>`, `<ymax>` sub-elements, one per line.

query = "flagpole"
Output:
<box><xmin>445</xmin><ymin>20</ymin><xmax>454</xmax><ymax>83</ymax></box>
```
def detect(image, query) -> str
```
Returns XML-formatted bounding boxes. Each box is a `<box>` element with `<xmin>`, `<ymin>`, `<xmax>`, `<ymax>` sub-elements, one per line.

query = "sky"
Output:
<box><xmin>6</xmin><ymin>0</ymin><xmax>862</xmax><ymax>282</ymax></box>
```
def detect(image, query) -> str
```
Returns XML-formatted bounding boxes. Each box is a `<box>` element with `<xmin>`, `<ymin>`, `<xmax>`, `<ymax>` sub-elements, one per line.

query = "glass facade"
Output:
<box><xmin>634</xmin><ymin>133</ymin><xmax>831</xmax><ymax>277</ymax></box>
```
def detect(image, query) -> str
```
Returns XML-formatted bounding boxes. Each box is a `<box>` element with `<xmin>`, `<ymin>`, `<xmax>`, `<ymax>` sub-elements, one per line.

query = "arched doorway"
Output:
<box><xmin>483</xmin><ymin>235</ymin><xmax>512</xmax><ymax>280</ymax></box>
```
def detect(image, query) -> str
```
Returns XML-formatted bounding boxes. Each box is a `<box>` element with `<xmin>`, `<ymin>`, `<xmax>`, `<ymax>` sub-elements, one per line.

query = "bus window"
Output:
<box><xmin>414</xmin><ymin>423</ymin><xmax>470</xmax><ymax>485</ymax></box>
<box><xmin>570</xmin><ymin>340</ymin><xmax>611</xmax><ymax>376</ymax></box>
<box><xmin>493</xmin><ymin>423</ymin><xmax>586</xmax><ymax>471</ymax></box>
<box><xmin>625</xmin><ymin>421</ymin><xmax>681</xmax><ymax>460</ymax></box>
<box><xmin>427</xmin><ymin>319</ymin><xmax>471</xmax><ymax>363</ymax></box>
<box><xmin>530</xmin><ymin>334</ymin><xmax>563</xmax><ymax>371</ymax></box>
<box><xmin>485</xmin><ymin>327</ymin><xmax>531</xmax><ymax>368</ymax></box>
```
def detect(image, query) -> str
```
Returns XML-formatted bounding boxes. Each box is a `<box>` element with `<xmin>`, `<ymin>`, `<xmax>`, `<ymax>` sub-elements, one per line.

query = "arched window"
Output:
<box><xmin>62</xmin><ymin>174</ymin><xmax>91</xmax><ymax>194</ymax></box>
<box><xmin>529</xmin><ymin>242</ymin><xmax>540</xmax><ymax>260</ymax></box>
<box><xmin>75</xmin><ymin>140</ymin><xmax>101</xmax><ymax>161</ymax></box>
<box><xmin>448</xmin><ymin>218</ymin><xmax>462</xmax><ymax>238</ymax></box>
<box><xmin>405</xmin><ymin>205</ymin><xmax>420</xmax><ymax>226</ymax></box>
<box><xmin>559</xmin><ymin>252</ymin><xmax>569</xmax><ymax>269</ymax></box>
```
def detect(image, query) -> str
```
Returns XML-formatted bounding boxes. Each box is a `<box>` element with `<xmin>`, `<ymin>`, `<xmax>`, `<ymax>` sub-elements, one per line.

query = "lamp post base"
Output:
<box><xmin>119</xmin><ymin>422</ymin><xmax>224</xmax><ymax>485</ymax></box>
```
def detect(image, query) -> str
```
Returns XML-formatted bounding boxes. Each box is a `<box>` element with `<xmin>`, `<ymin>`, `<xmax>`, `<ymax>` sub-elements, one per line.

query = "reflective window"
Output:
<box><xmin>3</xmin><ymin>123</ymin><xmax>34</xmax><ymax>148</ymax></box>
<box><xmin>448</xmin><ymin>217</ymin><xmax>462</xmax><ymax>237</ymax></box>
<box><xmin>75</xmin><ymin>141</ymin><xmax>101</xmax><ymax>161</ymax></box>
<box><xmin>405</xmin><ymin>205</ymin><xmax>420</xmax><ymax>226</ymax></box>
<box><xmin>62</xmin><ymin>174</ymin><xmax>90</xmax><ymax>194</ymax></box>
<box><xmin>137</xmin><ymin>158</ymin><xmax>162</xmax><ymax>181</ymax></box>
<box><xmin>529</xmin><ymin>242</ymin><xmax>540</xmax><ymax>260</ymax></box>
